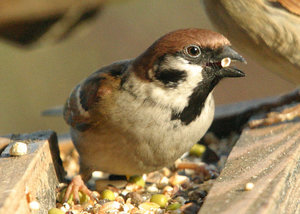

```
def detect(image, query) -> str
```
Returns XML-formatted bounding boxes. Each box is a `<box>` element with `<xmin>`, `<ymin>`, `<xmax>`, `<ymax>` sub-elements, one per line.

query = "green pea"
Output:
<box><xmin>58</xmin><ymin>187</ymin><xmax>74</xmax><ymax>204</ymax></box>
<box><xmin>101</xmin><ymin>189</ymin><xmax>115</xmax><ymax>201</ymax></box>
<box><xmin>58</xmin><ymin>187</ymin><xmax>89</xmax><ymax>204</ymax></box>
<box><xmin>128</xmin><ymin>175</ymin><xmax>145</xmax><ymax>187</ymax></box>
<box><xmin>150</xmin><ymin>194</ymin><xmax>168</xmax><ymax>208</ymax></box>
<box><xmin>48</xmin><ymin>208</ymin><xmax>64</xmax><ymax>214</ymax></box>
<box><xmin>189</xmin><ymin>144</ymin><xmax>206</xmax><ymax>157</ymax></box>
<box><xmin>167</xmin><ymin>202</ymin><xmax>181</xmax><ymax>210</ymax></box>
<box><xmin>79</xmin><ymin>191</ymin><xmax>90</xmax><ymax>203</ymax></box>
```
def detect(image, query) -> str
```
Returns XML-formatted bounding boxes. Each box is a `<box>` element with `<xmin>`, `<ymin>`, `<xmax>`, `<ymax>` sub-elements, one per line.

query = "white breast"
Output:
<box><xmin>113</xmin><ymin>91</ymin><xmax>215</xmax><ymax>166</ymax></box>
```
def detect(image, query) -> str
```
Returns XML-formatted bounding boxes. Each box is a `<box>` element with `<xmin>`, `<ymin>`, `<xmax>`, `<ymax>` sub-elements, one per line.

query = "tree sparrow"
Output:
<box><xmin>62</xmin><ymin>28</ymin><xmax>245</xmax><ymax>202</ymax></box>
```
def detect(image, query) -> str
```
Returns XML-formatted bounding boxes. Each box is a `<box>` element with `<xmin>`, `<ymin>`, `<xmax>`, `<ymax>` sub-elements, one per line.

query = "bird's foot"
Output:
<box><xmin>63</xmin><ymin>175</ymin><xmax>98</xmax><ymax>204</ymax></box>
<box><xmin>249</xmin><ymin>103</ymin><xmax>300</xmax><ymax>128</ymax></box>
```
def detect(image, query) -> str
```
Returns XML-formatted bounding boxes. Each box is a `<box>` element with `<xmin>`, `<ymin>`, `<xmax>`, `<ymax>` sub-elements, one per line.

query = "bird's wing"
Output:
<box><xmin>63</xmin><ymin>59</ymin><xmax>132</xmax><ymax>132</ymax></box>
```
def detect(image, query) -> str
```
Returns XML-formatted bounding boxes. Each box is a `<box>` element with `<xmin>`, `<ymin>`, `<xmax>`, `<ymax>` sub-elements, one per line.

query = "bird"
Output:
<box><xmin>61</xmin><ymin>28</ymin><xmax>246</xmax><ymax>202</ymax></box>
<box><xmin>202</xmin><ymin>0</ymin><xmax>300</xmax><ymax>127</ymax></box>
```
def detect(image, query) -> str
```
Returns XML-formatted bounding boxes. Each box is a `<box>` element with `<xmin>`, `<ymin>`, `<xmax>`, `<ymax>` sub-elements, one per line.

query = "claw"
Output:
<box><xmin>63</xmin><ymin>175</ymin><xmax>96</xmax><ymax>204</ymax></box>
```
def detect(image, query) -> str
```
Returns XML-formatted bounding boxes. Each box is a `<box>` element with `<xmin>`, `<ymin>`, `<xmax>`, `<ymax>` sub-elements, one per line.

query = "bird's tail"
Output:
<box><xmin>41</xmin><ymin>105</ymin><xmax>64</xmax><ymax>116</ymax></box>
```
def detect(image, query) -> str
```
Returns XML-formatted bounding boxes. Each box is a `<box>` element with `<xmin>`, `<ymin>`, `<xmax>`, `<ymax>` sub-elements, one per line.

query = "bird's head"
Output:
<box><xmin>133</xmin><ymin>28</ymin><xmax>245</xmax><ymax>87</ymax></box>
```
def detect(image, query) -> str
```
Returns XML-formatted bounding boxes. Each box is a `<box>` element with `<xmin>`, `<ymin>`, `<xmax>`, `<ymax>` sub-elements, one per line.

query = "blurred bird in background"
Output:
<box><xmin>203</xmin><ymin>0</ymin><xmax>300</xmax><ymax>127</ymax></box>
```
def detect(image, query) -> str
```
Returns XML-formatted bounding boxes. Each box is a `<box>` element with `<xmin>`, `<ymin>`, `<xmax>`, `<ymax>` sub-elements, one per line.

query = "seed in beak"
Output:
<box><xmin>221</xmin><ymin>57</ymin><xmax>231</xmax><ymax>68</ymax></box>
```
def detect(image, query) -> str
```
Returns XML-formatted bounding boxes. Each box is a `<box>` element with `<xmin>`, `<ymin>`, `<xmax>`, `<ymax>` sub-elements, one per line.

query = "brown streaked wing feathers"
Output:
<box><xmin>63</xmin><ymin>60</ymin><xmax>131</xmax><ymax>131</ymax></box>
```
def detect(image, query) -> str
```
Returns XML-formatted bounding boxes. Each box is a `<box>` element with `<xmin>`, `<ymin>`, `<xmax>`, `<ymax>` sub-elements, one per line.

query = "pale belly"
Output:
<box><xmin>72</xmin><ymin>94</ymin><xmax>215</xmax><ymax>175</ymax></box>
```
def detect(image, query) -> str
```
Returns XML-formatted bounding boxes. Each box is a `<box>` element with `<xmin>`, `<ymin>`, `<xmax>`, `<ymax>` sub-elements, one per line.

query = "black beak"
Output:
<box><xmin>213</xmin><ymin>46</ymin><xmax>246</xmax><ymax>78</ymax></box>
<box><xmin>217</xmin><ymin>67</ymin><xmax>245</xmax><ymax>78</ymax></box>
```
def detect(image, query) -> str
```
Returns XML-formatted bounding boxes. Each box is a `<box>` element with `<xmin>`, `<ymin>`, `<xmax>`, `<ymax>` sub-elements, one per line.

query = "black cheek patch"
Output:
<box><xmin>154</xmin><ymin>69</ymin><xmax>187</xmax><ymax>88</ymax></box>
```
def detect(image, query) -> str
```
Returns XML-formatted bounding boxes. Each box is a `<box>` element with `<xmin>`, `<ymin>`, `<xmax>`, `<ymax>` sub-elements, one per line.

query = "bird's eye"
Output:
<box><xmin>185</xmin><ymin>45</ymin><xmax>201</xmax><ymax>57</ymax></box>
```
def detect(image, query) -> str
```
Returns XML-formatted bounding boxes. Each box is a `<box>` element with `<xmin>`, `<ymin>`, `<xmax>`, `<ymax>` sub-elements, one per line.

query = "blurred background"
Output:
<box><xmin>0</xmin><ymin>0</ymin><xmax>294</xmax><ymax>135</ymax></box>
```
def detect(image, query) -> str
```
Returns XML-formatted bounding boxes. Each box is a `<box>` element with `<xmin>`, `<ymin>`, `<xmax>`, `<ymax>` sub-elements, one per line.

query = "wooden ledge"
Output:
<box><xmin>0</xmin><ymin>131</ymin><xmax>65</xmax><ymax>214</ymax></box>
<box><xmin>200</xmin><ymin>90</ymin><xmax>300</xmax><ymax>214</ymax></box>
<box><xmin>200</xmin><ymin>120</ymin><xmax>300</xmax><ymax>213</ymax></box>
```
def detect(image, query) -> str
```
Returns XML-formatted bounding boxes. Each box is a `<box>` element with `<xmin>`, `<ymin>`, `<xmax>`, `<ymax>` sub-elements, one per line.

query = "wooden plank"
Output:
<box><xmin>199</xmin><ymin>118</ymin><xmax>300</xmax><ymax>214</ymax></box>
<box><xmin>0</xmin><ymin>131</ymin><xmax>65</xmax><ymax>214</ymax></box>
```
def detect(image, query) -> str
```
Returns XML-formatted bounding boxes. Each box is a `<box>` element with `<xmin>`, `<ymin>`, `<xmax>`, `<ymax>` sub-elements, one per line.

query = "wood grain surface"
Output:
<box><xmin>199</xmin><ymin>120</ymin><xmax>300</xmax><ymax>214</ymax></box>
<box><xmin>0</xmin><ymin>131</ymin><xmax>64</xmax><ymax>214</ymax></box>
